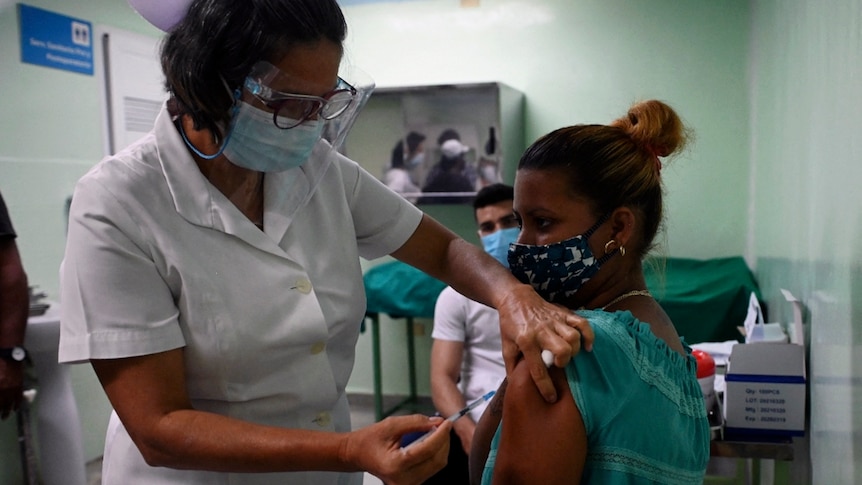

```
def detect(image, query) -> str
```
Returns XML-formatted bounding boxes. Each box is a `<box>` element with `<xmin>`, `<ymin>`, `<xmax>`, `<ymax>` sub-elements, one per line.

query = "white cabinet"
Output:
<box><xmin>345</xmin><ymin>82</ymin><xmax>524</xmax><ymax>204</ymax></box>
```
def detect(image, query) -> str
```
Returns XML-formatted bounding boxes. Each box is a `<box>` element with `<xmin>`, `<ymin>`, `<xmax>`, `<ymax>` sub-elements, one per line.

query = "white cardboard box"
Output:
<box><xmin>723</xmin><ymin>290</ymin><xmax>806</xmax><ymax>438</ymax></box>
<box><xmin>723</xmin><ymin>343</ymin><xmax>806</xmax><ymax>437</ymax></box>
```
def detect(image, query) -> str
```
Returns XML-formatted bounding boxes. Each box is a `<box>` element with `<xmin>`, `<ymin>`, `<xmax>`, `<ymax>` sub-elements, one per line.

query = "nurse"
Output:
<box><xmin>58</xmin><ymin>1</ymin><xmax>592</xmax><ymax>484</ymax></box>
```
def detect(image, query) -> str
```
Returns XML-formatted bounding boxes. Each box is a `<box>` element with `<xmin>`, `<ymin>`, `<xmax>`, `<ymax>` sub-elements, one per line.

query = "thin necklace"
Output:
<box><xmin>601</xmin><ymin>290</ymin><xmax>652</xmax><ymax>310</ymax></box>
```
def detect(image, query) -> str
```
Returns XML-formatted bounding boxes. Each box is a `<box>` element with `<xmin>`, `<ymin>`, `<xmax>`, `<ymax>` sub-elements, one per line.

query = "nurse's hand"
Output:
<box><xmin>496</xmin><ymin>284</ymin><xmax>594</xmax><ymax>403</ymax></box>
<box><xmin>344</xmin><ymin>414</ymin><xmax>451</xmax><ymax>485</ymax></box>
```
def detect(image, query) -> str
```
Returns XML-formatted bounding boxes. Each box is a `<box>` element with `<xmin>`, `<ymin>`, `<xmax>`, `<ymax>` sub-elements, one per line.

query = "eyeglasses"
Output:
<box><xmin>244</xmin><ymin>64</ymin><xmax>357</xmax><ymax>130</ymax></box>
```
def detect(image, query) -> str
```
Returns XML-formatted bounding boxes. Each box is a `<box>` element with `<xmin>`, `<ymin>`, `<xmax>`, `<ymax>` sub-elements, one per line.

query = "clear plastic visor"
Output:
<box><xmin>241</xmin><ymin>60</ymin><xmax>375</xmax><ymax>152</ymax></box>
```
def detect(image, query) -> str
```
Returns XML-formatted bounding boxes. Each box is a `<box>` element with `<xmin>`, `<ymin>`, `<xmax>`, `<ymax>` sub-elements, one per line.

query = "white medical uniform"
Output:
<box><xmin>59</xmin><ymin>104</ymin><xmax>423</xmax><ymax>485</ymax></box>
<box><xmin>431</xmin><ymin>287</ymin><xmax>505</xmax><ymax>422</ymax></box>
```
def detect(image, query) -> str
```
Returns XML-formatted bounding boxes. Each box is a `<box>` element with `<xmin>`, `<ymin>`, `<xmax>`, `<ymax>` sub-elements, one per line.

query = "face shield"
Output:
<box><xmin>322</xmin><ymin>61</ymin><xmax>375</xmax><ymax>154</ymax></box>
<box><xmin>211</xmin><ymin>59</ymin><xmax>373</xmax><ymax>175</ymax></box>
<box><xmin>242</xmin><ymin>59</ymin><xmax>375</xmax><ymax>156</ymax></box>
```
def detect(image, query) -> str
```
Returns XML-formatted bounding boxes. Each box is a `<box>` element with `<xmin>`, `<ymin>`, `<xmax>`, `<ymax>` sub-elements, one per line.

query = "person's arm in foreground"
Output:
<box><xmin>392</xmin><ymin>214</ymin><xmax>594</xmax><ymax>402</ymax></box>
<box><xmin>92</xmin><ymin>349</ymin><xmax>451</xmax><ymax>484</ymax></box>
<box><xmin>0</xmin><ymin>236</ymin><xmax>29</xmax><ymax>419</ymax></box>
<box><xmin>430</xmin><ymin>338</ymin><xmax>474</xmax><ymax>453</ymax></box>
<box><xmin>491</xmin><ymin>360</ymin><xmax>586</xmax><ymax>485</ymax></box>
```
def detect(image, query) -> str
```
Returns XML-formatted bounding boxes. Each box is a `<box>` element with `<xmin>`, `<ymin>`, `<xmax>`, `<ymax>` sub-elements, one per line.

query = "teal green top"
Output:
<box><xmin>482</xmin><ymin>310</ymin><xmax>710</xmax><ymax>485</ymax></box>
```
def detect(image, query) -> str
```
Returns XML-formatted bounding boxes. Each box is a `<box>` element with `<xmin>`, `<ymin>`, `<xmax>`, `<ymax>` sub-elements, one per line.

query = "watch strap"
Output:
<box><xmin>0</xmin><ymin>346</ymin><xmax>28</xmax><ymax>362</ymax></box>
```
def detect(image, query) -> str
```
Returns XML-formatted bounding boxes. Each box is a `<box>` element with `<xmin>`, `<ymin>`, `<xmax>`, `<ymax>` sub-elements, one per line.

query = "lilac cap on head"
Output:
<box><xmin>128</xmin><ymin>0</ymin><xmax>194</xmax><ymax>32</ymax></box>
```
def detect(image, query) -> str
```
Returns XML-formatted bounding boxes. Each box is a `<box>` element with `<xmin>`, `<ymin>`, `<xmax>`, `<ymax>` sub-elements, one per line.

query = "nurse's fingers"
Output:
<box><xmin>384</xmin><ymin>417</ymin><xmax>451</xmax><ymax>485</ymax></box>
<box><xmin>564</xmin><ymin>311</ymin><xmax>594</xmax><ymax>352</ymax></box>
<box><xmin>502</xmin><ymin>339</ymin><xmax>521</xmax><ymax>375</ymax></box>
<box><xmin>525</xmin><ymin>311</ymin><xmax>593</xmax><ymax>401</ymax></box>
<box><xmin>519</xmin><ymin>346</ymin><xmax>557</xmax><ymax>403</ymax></box>
<box><xmin>543</xmin><ymin>315</ymin><xmax>592</xmax><ymax>367</ymax></box>
<box><xmin>348</xmin><ymin>414</ymin><xmax>448</xmax><ymax>485</ymax></box>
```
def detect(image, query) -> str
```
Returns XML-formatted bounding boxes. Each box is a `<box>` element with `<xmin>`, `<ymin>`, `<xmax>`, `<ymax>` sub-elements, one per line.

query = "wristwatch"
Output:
<box><xmin>0</xmin><ymin>346</ymin><xmax>28</xmax><ymax>363</ymax></box>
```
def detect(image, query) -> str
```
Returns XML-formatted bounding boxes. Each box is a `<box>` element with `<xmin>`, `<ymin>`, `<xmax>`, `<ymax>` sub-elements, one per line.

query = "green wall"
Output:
<box><xmin>343</xmin><ymin>0</ymin><xmax>751</xmax><ymax>259</ymax></box>
<box><xmin>0</xmin><ymin>0</ymin><xmax>768</xmax><ymax>482</ymax></box>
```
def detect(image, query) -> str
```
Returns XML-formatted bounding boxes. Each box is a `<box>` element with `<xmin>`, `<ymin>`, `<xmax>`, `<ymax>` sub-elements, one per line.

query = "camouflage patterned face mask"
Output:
<box><xmin>507</xmin><ymin>213</ymin><xmax>616</xmax><ymax>304</ymax></box>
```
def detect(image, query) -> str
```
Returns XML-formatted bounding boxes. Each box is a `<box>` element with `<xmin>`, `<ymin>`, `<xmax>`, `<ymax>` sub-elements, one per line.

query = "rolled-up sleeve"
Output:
<box><xmin>340</xmin><ymin>155</ymin><xmax>423</xmax><ymax>260</ymax></box>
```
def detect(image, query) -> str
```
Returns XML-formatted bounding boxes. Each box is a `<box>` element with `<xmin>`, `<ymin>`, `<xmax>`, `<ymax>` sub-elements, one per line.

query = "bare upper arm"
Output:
<box><xmin>390</xmin><ymin>214</ymin><xmax>458</xmax><ymax>279</ymax></box>
<box><xmin>91</xmin><ymin>348</ymin><xmax>191</xmax><ymax>450</ymax></box>
<box><xmin>0</xmin><ymin>237</ymin><xmax>27</xmax><ymax>286</ymax></box>
<box><xmin>491</xmin><ymin>359</ymin><xmax>586</xmax><ymax>485</ymax></box>
<box><xmin>430</xmin><ymin>339</ymin><xmax>464</xmax><ymax>382</ymax></box>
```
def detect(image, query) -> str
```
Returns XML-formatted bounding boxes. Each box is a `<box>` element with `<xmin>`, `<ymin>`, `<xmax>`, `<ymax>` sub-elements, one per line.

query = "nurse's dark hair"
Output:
<box><xmin>161</xmin><ymin>0</ymin><xmax>347</xmax><ymax>136</ymax></box>
<box><xmin>518</xmin><ymin>99</ymin><xmax>690</xmax><ymax>257</ymax></box>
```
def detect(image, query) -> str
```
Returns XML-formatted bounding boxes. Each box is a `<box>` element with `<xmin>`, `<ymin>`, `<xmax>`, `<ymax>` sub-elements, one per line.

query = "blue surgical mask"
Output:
<box><xmin>481</xmin><ymin>165</ymin><xmax>498</xmax><ymax>182</ymax></box>
<box><xmin>222</xmin><ymin>102</ymin><xmax>324</xmax><ymax>172</ymax></box>
<box><xmin>481</xmin><ymin>227</ymin><xmax>520</xmax><ymax>268</ymax></box>
<box><xmin>507</xmin><ymin>214</ymin><xmax>615</xmax><ymax>304</ymax></box>
<box><xmin>407</xmin><ymin>152</ymin><xmax>425</xmax><ymax>168</ymax></box>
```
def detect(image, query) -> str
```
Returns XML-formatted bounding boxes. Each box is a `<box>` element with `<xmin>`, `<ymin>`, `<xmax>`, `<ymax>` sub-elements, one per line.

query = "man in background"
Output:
<box><xmin>0</xmin><ymin>189</ymin><xmax>29</xmax><ymax>420</ymax></box>
<box><xmin>420</xmin><ymin>138</ymin><xmax>474</xmax><ymax>204</ymax></box>
<box><xmin>426</xmin><ymin>183</ymin><xmax>519</xmax><ymax>483</ymax></box>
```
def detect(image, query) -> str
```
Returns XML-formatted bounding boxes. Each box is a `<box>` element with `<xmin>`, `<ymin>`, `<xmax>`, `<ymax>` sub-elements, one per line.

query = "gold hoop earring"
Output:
<box><xmin>604</xmin><ymin>239</ymin><xmax>616</xmax><ymax>255</ymax></box>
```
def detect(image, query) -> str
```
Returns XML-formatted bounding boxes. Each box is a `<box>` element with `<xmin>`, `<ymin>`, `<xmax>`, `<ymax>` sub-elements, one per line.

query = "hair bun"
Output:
<box><xmin>645</xmin><ymin>143</ymin><xmax>670</xmax><ymax>158</ymax></box>
<box><xmin>611</xmin><ymin>100</ymin><xmax>689</xmax><ymax>161</ymax></box>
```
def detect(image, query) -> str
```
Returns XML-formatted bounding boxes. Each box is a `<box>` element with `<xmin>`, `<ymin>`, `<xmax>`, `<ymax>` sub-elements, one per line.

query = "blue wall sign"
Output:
<box><xmin>19</xmin><ymin>4</ymin><xmax>94</xmax><ymax>76</ymax></box>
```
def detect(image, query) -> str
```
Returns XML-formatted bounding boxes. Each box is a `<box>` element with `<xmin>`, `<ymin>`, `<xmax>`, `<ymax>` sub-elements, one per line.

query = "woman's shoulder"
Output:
<box><xmin>569</xmin><ymin>309</ymin><xmax>705</xmax><ymax>418</ymax></box>
<box><xmin>572</xmin><ymin>309</ymin><xmax>697</xmax><ymax>378</ymax></box>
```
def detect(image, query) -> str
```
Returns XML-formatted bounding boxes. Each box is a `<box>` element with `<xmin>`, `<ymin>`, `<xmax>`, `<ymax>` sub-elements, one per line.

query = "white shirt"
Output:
<box><xmin>431</xmin><ymin>287</ymin><xmax>506</xmax><ymax>422</ymax></box>
<box><xmin>383</xmin><ymin>167</ymin><xmax>420</xmax><ymax>203</ymax></box>
<box><xmin>59</xmin><ymin>104</ymin><xmax>423</xmax><ymax>485</ymax></box>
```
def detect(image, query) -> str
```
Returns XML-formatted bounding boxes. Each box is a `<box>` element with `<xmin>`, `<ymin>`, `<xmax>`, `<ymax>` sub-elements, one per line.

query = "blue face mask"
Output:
<box><xmin>481</xmin><ymin>227</ymin><xmax>520</xmax><ymax>268</ymax></box>
<box><xmin>222</xmin><ymin>102</ymin><xmax>324</xmax><ymax>173</ymax></box>
<box><xmin>507</xmin><ymin>214</ymin><xmax>615</xmax><ymax>304</ymax></box>
<box><xmin>407</xmin><ymin>152</ymin><xmax>425</xmax><ymax>168</ymax></box>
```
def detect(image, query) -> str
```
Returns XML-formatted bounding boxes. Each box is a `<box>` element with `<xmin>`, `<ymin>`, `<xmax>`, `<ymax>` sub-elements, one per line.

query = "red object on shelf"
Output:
<box><xmin>692</xmin><ymin>349</ymin><xmax>716</xmax><ymax>378</ymax></box>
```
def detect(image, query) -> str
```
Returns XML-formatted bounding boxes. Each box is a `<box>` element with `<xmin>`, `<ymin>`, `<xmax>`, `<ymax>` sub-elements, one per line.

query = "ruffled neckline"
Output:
<box><xmin>574</xmin><ymin>309</ymin><xmax>704</xmax><ymax>418</ymax></box>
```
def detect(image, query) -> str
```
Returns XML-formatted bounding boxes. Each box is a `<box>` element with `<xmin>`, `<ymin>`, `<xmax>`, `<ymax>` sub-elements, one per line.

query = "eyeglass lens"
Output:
<box><xmin>270</xmin><ymin>91</ymin><xmax>354</xmax><ymax>129</ymax></box>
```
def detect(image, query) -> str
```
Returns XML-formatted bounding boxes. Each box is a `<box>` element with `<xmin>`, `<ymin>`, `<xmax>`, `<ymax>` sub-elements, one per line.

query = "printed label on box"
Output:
<box><xmin>724</xmin><ymin>378</ymin><xmax>805</xmax><ymax>435</ymax></box>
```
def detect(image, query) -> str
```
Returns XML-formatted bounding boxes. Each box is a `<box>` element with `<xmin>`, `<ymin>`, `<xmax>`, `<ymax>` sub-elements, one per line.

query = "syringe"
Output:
<box><xmin>400</xmin><ymin>390</ymin><xmax>496</xmax><ymax>451</ymax></box>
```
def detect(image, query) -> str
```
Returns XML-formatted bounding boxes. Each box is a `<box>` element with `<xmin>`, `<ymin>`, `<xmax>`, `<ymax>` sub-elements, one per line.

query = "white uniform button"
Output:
<box><xmin>310</xmin><ymin>342</ymin><xmax>326</xmax><ymax>355</ymax></box>
<box><xmin>294</xmin><ymin>278</ymin><xmax>312</xmax><ymax>294</ymax></box>
<box><xmin>313</xmin><ymin>412</ymin><xmax>331</xmax><ymax>427</ymax></box>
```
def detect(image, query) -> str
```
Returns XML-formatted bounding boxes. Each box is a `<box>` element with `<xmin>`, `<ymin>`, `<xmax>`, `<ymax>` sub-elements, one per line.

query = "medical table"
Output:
<box><xmin>23</xmin><ymin>303</ymin><xmax>87</xmax><ymax>485</ymax></box>
<box><xmin>363</xmin><ymin>262</ymin><xmax>446</xmax><ymax>420</ymax></box>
